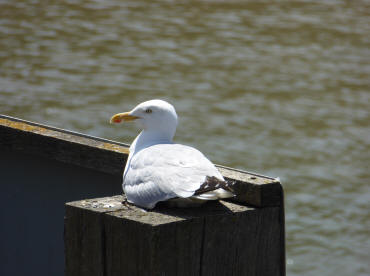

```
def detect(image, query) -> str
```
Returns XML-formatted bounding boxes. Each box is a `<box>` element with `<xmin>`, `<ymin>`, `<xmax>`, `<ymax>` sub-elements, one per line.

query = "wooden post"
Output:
<box><xmin>65</xmin><ymin>181</ymin><xmax>285</xmax><ymax>276</ymax></box>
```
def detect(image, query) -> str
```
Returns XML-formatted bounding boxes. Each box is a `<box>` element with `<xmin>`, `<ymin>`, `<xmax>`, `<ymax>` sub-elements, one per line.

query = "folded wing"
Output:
<box><xmin>123</xmin><ymin>144</ymin><xmax>231</xmax><ymax>209</ymax></box>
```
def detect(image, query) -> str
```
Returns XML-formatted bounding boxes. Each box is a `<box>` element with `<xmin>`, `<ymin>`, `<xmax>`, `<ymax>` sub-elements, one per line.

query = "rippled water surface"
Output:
<box><xmin>1</xmin><ymin>0</ymin><xmax>369</xmax><ymax>275</ymax></box>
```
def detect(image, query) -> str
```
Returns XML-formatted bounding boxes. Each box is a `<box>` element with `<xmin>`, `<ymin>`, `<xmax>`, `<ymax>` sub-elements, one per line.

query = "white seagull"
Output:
<box><xmin>110</xmin><ymin>99</ymin><xmax>234</xmax><ymax>209</ymax></box>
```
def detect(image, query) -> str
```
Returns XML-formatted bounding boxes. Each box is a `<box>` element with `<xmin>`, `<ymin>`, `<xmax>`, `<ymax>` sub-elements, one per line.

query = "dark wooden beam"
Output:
<box><xmin>0</xmin><ymin>115</ymin><xmax>283</xmax><ymax>208</ymax></box>
<box><xmin>0</xmin><ymin>115</ymin><xmax>129</xmax><ymax>175</ymax></box>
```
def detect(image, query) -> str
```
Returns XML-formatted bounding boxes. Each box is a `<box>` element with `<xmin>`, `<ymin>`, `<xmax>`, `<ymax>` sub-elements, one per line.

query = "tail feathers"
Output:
<box><xmin>192</xmin><ymin>176</ymin><xmax>235</xmax><ymax>200</ymax></box>
<box><xmin>192</xmin><ymin>188</ymin><xmax>234</xmax><ymax>200</ymax></box>
<box><xmin>166</xmin><ymin>188</ymin><xmax>233</xmax><ymax>208</ymax></box>
<box><xmin>194</xmin><ymin>176</ymin><xmax>235</xmax><ymax>196</ymax></box>
<box><xmin>161</xmin><ymin>176</ymin><xmax>235</xmax><ymax>208</ymax></box>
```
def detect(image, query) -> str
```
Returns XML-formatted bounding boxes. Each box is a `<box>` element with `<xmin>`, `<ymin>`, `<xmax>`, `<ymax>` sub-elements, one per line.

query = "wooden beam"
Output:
<box><xmin>0</xmin><ymin>115</ymin><xmax>283</xmax><ymax>208</ymax></box>
<box><xmin>0</xmin><ymin>115</ymin><xmax>129</xmax><ymax>175</ymax></box>
<box><xmin>218</xmin><ymin>166</ymin><xmax>283</xmax><ymax>207</ymax></box>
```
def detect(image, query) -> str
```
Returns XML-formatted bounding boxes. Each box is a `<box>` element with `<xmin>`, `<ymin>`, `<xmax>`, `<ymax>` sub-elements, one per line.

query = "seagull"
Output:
<box><xmin>110</xmin><ymin>99</ymin><xmax>234</xmax><ymax>209</ymax></box>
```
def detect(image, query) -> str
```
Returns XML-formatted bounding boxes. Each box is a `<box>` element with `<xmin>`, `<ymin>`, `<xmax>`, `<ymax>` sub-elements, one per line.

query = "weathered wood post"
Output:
<box><xmin>65</xmin><ymin>169</ymin><xmax>285</xmax><ymax>276</ymax></box>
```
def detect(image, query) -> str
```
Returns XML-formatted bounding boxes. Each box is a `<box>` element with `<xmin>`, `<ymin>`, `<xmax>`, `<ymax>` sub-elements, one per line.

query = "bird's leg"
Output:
<box><xmin>121</xmin><ymin>197</ymin><xmax>134</xmax><ymax>210</ymax></box>
<box><xmin>121</xmin><ymin>197</ymin><xmax>149</xmax><ymax>212</ymax></box>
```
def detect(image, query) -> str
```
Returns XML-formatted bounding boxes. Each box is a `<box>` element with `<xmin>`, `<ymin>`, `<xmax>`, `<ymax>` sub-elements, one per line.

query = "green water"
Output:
<box><xmin>1</xmin><ymin>0</ymin><xmax>369</xmax><ymax>274</ymax></box>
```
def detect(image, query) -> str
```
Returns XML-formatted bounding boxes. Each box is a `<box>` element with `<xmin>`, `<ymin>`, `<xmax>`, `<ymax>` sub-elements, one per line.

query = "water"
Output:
<box><xmin>1</xmin><ymin>0</ymin><xmax>369</xmax><ymax>274</ymax></box>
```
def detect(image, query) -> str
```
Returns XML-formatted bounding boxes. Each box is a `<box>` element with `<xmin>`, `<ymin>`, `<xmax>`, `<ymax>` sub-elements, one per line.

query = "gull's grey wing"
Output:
<box><xmin>123</xmin><ymin>143</ymin><xmax>224</xmax><ymax>209</ymax></box>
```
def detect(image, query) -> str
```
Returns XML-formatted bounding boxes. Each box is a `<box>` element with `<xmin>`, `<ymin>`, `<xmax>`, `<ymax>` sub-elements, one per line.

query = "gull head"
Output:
<box><xmin>110</xmin><ymin>99</ymin><xmax>178</xmax><ymax>140</ymax></box>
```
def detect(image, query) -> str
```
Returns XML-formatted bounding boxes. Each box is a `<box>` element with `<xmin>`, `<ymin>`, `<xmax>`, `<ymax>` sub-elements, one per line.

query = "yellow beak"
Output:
<box><xmin>110</xmin><ymin>112</ymin><xmax>140</xmax><ymax>124</ymax></box>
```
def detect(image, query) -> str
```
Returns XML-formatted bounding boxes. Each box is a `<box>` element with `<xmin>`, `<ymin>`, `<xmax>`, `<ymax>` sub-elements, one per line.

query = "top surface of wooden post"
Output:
<box><xmin>66</xmin><ymin>195</ymin><xmax>254</xmax><ymax>226</ymax></box>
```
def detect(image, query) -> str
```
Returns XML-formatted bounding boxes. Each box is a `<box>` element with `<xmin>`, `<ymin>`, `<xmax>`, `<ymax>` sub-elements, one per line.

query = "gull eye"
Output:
<box><xmin>145</xmin><ymin>108</ymin><xmax>152</xmax><ymax>114</ymax></box>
